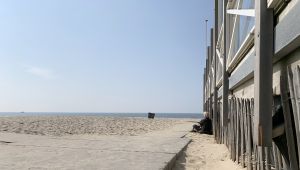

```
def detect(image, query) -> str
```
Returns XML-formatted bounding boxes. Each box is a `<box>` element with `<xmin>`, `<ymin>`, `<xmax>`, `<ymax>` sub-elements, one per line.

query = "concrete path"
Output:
<box><xmin>0</xmin><ymin>121</ymin><xmax>194</xmax><ymax>170</ymax></box>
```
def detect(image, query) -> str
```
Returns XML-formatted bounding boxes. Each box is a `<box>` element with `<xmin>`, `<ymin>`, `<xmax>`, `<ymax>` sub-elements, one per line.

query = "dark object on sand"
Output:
<box><xmin>192</xmin><ymin>117</ymin><xmax>212</xmax><ymax>135</ymax></box>
<box><xmin>148</xmin><ymin>112</ymin><xmax>155</xmax><ymax>119</ymax></box>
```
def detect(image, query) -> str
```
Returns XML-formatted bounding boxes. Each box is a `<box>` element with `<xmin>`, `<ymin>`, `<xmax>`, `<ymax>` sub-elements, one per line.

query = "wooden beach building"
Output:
<box><xmin>203</xmin><ymin>0</ymin><xmax>300</xmax><ymax>169</ymax></box>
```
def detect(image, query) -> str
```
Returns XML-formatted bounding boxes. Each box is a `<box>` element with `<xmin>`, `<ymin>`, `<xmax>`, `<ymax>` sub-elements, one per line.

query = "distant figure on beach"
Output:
<box><xmin>192</xmin><ymin>112</ymin><xmax>212</xmax><ymax>135</ymax></box>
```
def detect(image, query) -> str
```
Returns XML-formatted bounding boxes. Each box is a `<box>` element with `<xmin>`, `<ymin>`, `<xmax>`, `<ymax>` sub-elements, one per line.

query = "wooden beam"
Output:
<box><xmin>254</xmin><ymin>0</ymin><xmax>273</xmax><ymax>147</ymax></box>
<box><xmin>203</xmin><ymin>68</ymin><xmax>206</xmax><ymax>112</ymax></box>
<box><xmin>213</xmin><ymin>0</ymin><xmax>219</xmax><ymax>142</ymax></box>
<box><xmin>222</xmin><ymin>0</ymin><xmax>229</xmax><ymax>127</ymax></box>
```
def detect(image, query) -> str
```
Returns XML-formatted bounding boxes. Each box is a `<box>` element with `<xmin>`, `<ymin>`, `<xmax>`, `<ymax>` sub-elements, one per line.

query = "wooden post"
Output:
<box><xmin>211</xmin><ymin>27</ymin><xmax>218</xmax><ymax>140</ymax></box>
<box><xmin>203</xmin><ymin>68</ymin><xmax>206</xmax><ymax>112</ymax></box>
<box><xmin>254</xmin><ymin>0</ymin><xmax>273</xmax><ymax>147</ymax></box>
<box><xmin>206</xmin><ymin>59</ymin><xmax>208</xmax><ymax>112</ymax></box>
<box><xmin>222</xmin><ymin>0</ymin><xmax>229</xmax><ymax>128</ymax></box>
<box><xmin>246</xmin><ymin>99</ymin><xmax>253</xmax><ymax>170</ymax></box>
<box><xmin>213</xmin><ymin>0</ymin><xmax>218</xmax><ymax>143</ymax></box>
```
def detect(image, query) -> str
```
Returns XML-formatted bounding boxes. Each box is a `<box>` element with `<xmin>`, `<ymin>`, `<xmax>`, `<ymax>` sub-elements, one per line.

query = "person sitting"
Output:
<box><xmin>192</xmin><ymin>112</ymin><xmax>212</xmax><ymax>135</ymax></box>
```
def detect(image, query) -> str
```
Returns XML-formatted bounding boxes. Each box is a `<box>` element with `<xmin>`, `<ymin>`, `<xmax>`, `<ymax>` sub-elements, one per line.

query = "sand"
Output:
<box><xmin>0</xmin><ymin>117</ymin><xmax>193</xmax><ymax>170</ymax></box>
<box><xmin>0</xmin><ymin>116</ymin><xmax>245</xmax><ymax>169</ymax></box>
<box><xmin>174</xmin><ymin>132</ymin><xmax>246</xmax><ymax>170</ymax></box>
<box><xmin>0</xmin><ymin>116</ymin><xmax>179</xmax><ymax>136</ymax></box>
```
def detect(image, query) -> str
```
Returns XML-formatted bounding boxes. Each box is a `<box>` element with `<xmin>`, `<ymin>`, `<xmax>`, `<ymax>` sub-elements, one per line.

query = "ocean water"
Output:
<box><xmin>0</xmin><ymin>112</ymin><xmax>203</xmax><ymax>119</ymax></box>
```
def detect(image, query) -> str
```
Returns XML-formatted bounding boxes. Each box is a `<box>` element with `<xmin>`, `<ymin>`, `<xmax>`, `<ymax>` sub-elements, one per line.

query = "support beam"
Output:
<box><xmin>203</xmin><ymin>68</ymin><xmax>206</xmax><ymax>112</ymax></box>
<box><xmin>213</xmin><ymin>0</ymin><xmax>218</xmax><ymax>141</ymax></box>
<box><xmin>254</xmin><ymin>0</ymin><xmax>273</xmax><ymax>146</ymax></box>
<box><xmin>205</xmin><ymin>59</ymin><xmax>208</xmax><ymax>112</ymax></box>
<box><xmin>222</xmin><ymin>0</ymin><xmax>229</xmax><ymax>127</ymax></box>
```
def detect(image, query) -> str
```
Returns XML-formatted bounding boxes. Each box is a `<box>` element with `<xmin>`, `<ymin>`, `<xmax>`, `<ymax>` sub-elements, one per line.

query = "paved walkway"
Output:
<box><xmin>0</xmin><ymin>121</ymin><xmax>194</xmax><ymax>170</ymax></box>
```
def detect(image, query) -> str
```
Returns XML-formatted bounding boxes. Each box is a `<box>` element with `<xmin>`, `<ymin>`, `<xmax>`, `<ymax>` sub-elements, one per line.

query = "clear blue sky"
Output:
<box><xmin>0</xmin><ymin>0</ymin><xmax>213</xmax><ymax>113</ymax></box>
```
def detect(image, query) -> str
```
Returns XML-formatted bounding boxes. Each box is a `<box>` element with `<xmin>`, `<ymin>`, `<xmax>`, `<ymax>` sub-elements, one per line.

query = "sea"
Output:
<box><xmin>0</xmin><ymin>112</ymin><xmax>203</xmax><ymax>119</ymax></box>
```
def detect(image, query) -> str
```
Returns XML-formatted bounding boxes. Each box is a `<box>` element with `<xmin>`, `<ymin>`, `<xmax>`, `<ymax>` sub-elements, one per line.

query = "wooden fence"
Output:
<box><xmin>211</xmin><ymin>64</ymin><xmax>300</xmax><ymax>170</ymax></box>
<box><xmin>214</xmin><ymin>95</ymin><xmax>295</xmax><ymax>170</ymax></box>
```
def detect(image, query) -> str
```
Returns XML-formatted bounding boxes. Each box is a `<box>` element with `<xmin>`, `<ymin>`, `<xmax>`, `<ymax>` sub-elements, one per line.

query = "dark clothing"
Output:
<box><xmin>199</xmin><ymin>117</ymin><xmax>212</xmax><ymax>134</ymax></box>
<box><xmin>192</xmin><ymin>117</ymin><xmax>212</xmax><ymax>135</ymax></box>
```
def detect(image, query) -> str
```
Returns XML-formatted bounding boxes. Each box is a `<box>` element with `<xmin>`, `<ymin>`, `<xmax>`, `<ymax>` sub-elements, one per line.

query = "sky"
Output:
<box><xmin>0</xmin><ymin>0</ymin><xmax>213</xmax><ymax>113</ymax></box>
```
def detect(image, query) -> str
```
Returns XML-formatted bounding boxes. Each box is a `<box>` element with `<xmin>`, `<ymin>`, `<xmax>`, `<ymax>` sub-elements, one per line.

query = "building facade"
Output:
<box><xmin>203</xmin><ymin>0</ymin><xmax>300</xmax><ymax>169</ymax></box>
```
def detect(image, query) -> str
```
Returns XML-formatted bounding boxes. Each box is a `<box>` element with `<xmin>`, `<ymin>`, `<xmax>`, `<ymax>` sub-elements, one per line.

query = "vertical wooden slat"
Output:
<box><xmin>292</xmin><ymin>66</ymin><xmax>300</xmax><ymax>168</ymax></box>
<box><xmin>231</xmin><ymin>97</ymin><xmax>235</xmax><ymax>160</ymax></box>
<box><xmin>230</xmin><ymin>97</ymin><xmax>233</xmax><ymax>160</ymax></box>
<box><xmin>251</xmin><ymin>99</ymin><xmax>257</xmax><ymax>170</ymax></box>
<box><xmin>278</xmin><ymin>149</ymin><xmax>283</xmax><ymax>170</ymax></box>
<box><xmin>229</xmin><ymin>98</ymin><xmax>232</xmax><ymax>158</ymax></box>
<box><xmin>254</xmin><ymin>146</ymin><xmax>258</xmax><ymax>170</ymax></box>
<box><xmin>241</xmin><ymin>99</ymin><xmax>245</xmax><ymax>167</ymax></box>
<box><xmin>257</xmin><ymin>146</ymin><xmax>261</xmax><ymax>170</ymax></box>
<box><xmin>260</xmin><ymin>146</ymin><xmax>266</xmax><ymax>170</ymax></box>
<box><xmin>236</xmin><ymin>98</ymin><xmax>241</xmax><ymax>163</ymax></box>
<box><xmin>272</xmin><ymin>143</ymin><xmax>279</xmax><ymax>170</ymax></box>
<box><xmin>265</xmin><ymin>147</ymin><xmax>271</xmax><ymax>170</ymax></box>
<box><xmin>280</xmin><ymin>73</ymin><xmax>299</xmax><ymax>170</ymax></box>
<box><xmin>247</xmin><ymin>99</ymin><xmax>253</xmax><ymax>170</ymax></box>
<box><xmin>232</xmin><ymin>97</ymin><xmax>237</xmax><ymax>162</ymax></box>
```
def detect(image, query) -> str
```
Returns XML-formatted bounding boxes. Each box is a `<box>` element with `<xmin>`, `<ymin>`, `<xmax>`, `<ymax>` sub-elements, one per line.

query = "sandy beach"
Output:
<box><xmin>174</xmin><ymin>132</ymin><xmax>246</xmax><ymax>170</ymax></box>
<box><xmin>0</xmin><ymin>116</ymin><xmax>243</xmax><ymax>169</ymax></box>
<box><xmin>0</xmin><ymin>116</ymin><xmax>180</xmax><ymax>136</ymax></box>
<box><xmin>0</xmin><ymin>116</ymin><xmax>193</xmax><ymax>170</ymax></box>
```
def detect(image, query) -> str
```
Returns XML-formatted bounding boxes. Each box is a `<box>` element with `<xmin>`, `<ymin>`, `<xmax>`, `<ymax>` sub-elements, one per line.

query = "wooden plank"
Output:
<box><xmin>230</xmin><ymin>98</ymin><xmax>233</xmax><ymax>159</ymax></box>
<box><xmin>241</xmin><ymin>99</ymin><xmax>245</xmax><ymax>168</ymax></box>
<box><xmin>265</xmin><ymin>147</ymin><xmax>271</xmax><ymax>170</ymax></box>
<box><xmin>232</xmin><ymin>98</ymin><xmax>234</xmax><ymax>154</ymax></box>
<box><xmin>251</xmin><ymin>99</ymin><xmax>257</xmax><ymax>170</ymax></box>
<box><xmin>277</xmin><ymin>147</ymin><xmax>283</xmax><ymax>170</ymax></box>
<box><xmin>259</xmin><ymin>146</ymin><xmax>266</xmax><ymax>170</ymax></box>
<box><xmin>293</xmin><ymin>66</ymin><xmax>300</xmax><ymax>167</ymax></box>
<box><xmin>203</xmin><ymin>68</ymin><xmax>206</xmax><ymax>112</ymax></box>
<box><xmin>257</xmin><ymin>146</ymin><xmax>261</xmax><ymax>170</ymax></box>
<box><xmin>236</xmin><ymin>98</ymin><xmax>241</xmax><ymax>163</ymax></box>
<box><xmin>231</xmin><ymin>97</ymin><xmax>234</xmax><ymax>160</ymax></box>
<box><xmin>280</xmin><ymin>74</ymin><xmax>299</xmax><ymax>170</ymax></box>
<box><xmin>229</xmin><ymin>98</ymin><xmax>232</xmax><ymax>159</ymax></box>
<box><xmin>232</xmin><ymin>97</ymin><xmax>237</xmax><ymax>162</ymax></box>
<box><xmin>272</xmin><ymin>143</ymin><xmax>279</xmax><ymax>170</ymax></box>
<box><xmin>222</xmin><ymin>0</ymin><xmax>229</xmax><ymax>128</ymax></box>
<box><xmin>278</xmin><ymin>150</ymin><xmax>283</xmax><ymax>170</ymax></box>
<box><xmin>246</xmin><ymin>99</ymin><xmax>253</xmax><ymax>170</ymax></box>
<box><xmin>254</xmin><ymin>146</ymin><xmax>258</xmax><ymax>170</ymax></box>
